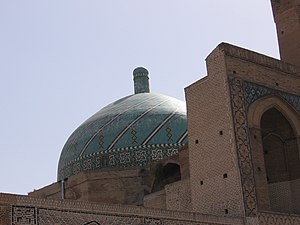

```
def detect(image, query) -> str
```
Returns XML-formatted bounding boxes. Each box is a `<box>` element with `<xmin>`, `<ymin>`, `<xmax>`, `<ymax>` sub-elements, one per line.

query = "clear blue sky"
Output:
<box><xmin>0</xmin><ymin>0</ymin><xmax>279</xmax><ymax>194</ymax></box>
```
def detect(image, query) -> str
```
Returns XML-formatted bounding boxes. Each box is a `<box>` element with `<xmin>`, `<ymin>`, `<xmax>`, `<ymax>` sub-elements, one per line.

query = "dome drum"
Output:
<box><xmin>58</xmin><ymin>143</ymin><xmax>186</xmax><ymax>181</ymax></box>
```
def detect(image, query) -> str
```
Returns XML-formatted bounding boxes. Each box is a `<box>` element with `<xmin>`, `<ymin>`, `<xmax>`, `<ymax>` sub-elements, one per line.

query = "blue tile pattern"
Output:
<box><xmin>244</xmin><ymin>81</ymin><xmax>300</xmax><ymax>112</ymax></box>
<box><xmin>58</xmin><ymin>93</ymin><xmax>187</xmax><ymax>180</ymax></box>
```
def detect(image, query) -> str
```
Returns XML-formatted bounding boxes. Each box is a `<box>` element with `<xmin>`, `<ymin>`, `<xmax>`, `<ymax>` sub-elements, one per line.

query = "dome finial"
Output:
<box><xmin>133</xmin><ymin>67</ymin><xmax>150</xmax><ymax>94</ymax></box>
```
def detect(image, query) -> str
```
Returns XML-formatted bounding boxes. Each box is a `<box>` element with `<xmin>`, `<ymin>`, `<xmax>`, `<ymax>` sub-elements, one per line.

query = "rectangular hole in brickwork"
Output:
<box><xmin>223</xmin><ymin>173</ymin><xmax>228</xmax><ymax>178</ymax></box>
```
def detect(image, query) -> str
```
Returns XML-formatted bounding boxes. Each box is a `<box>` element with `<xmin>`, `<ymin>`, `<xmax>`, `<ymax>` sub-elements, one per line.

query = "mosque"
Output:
<box><xmin>1</xmin><ymin>0</ymin><xmax>300</xmax><ymax>224</ymax></box>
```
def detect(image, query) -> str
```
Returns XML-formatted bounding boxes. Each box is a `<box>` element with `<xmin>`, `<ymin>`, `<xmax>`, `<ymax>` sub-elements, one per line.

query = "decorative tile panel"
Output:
<box><xmin>131</xmin><ymin>127</ymin><xmax>138</xmax><ymax>145</ymax></box>
<box><xmin>58</xmin><ymin>143</ymin><xmax>186</xmax><ymax>180</ymax></box>
<box><xmin>12</xmin><ymin>206</ymin><xmax>36</xmax><ymax>225</ymax></box>
<box><xmin>244</xmin><ymin>81</ymin><xmax>300</xmax><ymax>112</ymax></box>
<box><xmin>98</xmin><ymin>134</ymin><xmax>104</xmax><ymax>151</ymax></box>
<box><xmin>229</xmin><ymin>76</ymin><xmax>300</xmax><ymax>217</ymax></box>
<box><xmin>151</xmin><ymin>149</ymin><xmax>164</xmax><ymax>161</ymax></box>
<box><xmin>229</xmin><ymin>76</ymin><xmax>257</xmax><ymax>217</ymax></box>
<box><xmin>144</xmin><ymin>217</ymin><xmax>163</xmax><ymax>225</ymax></box>
<box><xmin>135</xmin><ymin>150</ymin><xmax>147</xmax><ymax>162</ymax></box>
<box><xmin>166</xmin><ymin>126</ymin><xmax>173</xmax><ymax>143</ymax></box>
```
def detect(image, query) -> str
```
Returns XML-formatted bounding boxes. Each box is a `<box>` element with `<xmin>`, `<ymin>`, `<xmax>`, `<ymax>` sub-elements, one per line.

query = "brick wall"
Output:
<box><xmin>29</xmin><ymin>169</ymin><xmax>145</xmax><ymax>205</ymax></box>
<box><xmin>185</xmin><ymin>43</ymin><xmax>300</xmax><ymax>218</ymax></box>
<box><xmin>185</xmin><ymin>44</ymin><xmax>245</xmax><ymax>217</ymax></box>
<box><xmin>143</xmin><ymin>190</ymin><xmax>166</xmax><ymax>209</ymax></box>
<box><xmin>291</xmin><ymin>178</ymin><xmax>300</xmax><ymax>213</ymax></box>
<box><xmin>165</xmin><ymin>179</ymin><xmax>192</xmax><ymax>212</ymax></box>
<box><xmin>179</xmin><ymin>146</ymin><xmax>190</xmax><ymax>179</ymax></box>
<box><xmin>258</xmin><ymin>211</ymin><xmax>300</xmax><ymax>225</ymax></box>
<box><xmin>268</xmin><ymin>181</ymin><xmax>293</xmax><ymax>213</ymax></box>
<box><xmin>271</xmin><ymin>0</ymin><xmax>300</xmax><ymax>67</ymax></box>
<box><xmin>0</xmin><ymin>193</ymin><xmax>245</xmax><ymax>225</ymax></box>
<box><xmin>223</xmin><ymin>44</ymin><xmax>300</xmax><ymax>93</ymax></box>
<box><xmin>223</xmin><ymin>43</ymin><xmax>300</xmax><ymax>215</ymax></box>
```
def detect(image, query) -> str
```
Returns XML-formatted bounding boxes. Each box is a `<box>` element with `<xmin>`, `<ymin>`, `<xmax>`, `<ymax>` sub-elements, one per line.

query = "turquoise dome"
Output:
<box><xmin>57</xmin><ymin>68</ymin><xmax>188</xmax><ymax>180</ymax></box>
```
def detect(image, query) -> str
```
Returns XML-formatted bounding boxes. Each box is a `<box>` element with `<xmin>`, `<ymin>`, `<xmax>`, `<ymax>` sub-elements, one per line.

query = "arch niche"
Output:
<box><xmin>152</xmin><ymin>162</ymin><xmax>181</xmax><ymax>192</ymax></box>
<box><xmin>248</xmin><ymin>96</ymin><xmax>300</xmax><ymax>214</ymax></box>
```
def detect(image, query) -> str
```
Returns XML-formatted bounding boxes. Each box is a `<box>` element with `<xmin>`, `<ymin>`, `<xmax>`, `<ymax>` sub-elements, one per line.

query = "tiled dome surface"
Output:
<box><xmin>57</xmin><ymin>92</ymin><xmax>187</xmax><ymax>180</ymax></box>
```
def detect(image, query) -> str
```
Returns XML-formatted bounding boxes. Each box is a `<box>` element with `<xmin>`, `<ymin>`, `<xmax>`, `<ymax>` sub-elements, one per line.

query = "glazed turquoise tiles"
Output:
<box><xmin>58</xmin><ymin>93</ymin><xmax>188</xmax><ymax>180</ymax></box>
<box><xmin>244</xmin><ymin>81</ymin><xmax>300</xmax><ymax>112</ymax></box>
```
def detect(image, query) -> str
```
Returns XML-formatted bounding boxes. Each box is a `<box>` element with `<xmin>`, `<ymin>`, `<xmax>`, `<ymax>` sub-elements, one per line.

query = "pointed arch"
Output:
<box><xmin>247</xmin><ymin>95</ymin><xmax>300</xmax><ymax>214</ymax></box>
<box><xmin>248</xmin><ymin>95</ymin><xmax>300</xmax><ymax>136</ymax></box>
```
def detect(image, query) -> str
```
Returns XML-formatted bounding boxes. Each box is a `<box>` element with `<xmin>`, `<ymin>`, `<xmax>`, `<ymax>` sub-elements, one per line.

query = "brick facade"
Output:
<box><xmin>186</xmin><ymin>42</ymin><xmax>300</xmax><ymax>222</ymax></box>
<box><xmin>0</xmin><ymin>193</ymin><xmax>245</xmax><ymax>225</ymax></box>
<box><xmin>271</xmin><ymin>0</ymin><xmax>300</xmax><ymax>67</ymax></box>
<box><xmin>2</xmin><ymin>43</ymin><xmax>300</xmax><ymax>225</ymax></box>
<box><xmin>165</xmin><ymin>179</ymin><xmax>192</xmax><ymax>212</ymax></box>
<box><xmin>1</xmin><ymin>1</ymin><xmax>300</xmax><ymax>224</ymax></box>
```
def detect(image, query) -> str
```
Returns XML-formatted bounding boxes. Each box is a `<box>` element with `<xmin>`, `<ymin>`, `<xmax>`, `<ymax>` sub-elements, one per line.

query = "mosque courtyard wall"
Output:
<box><xmin>0</xmin><ymin>193</ymin><xmax>246</xmax><ymax>225</ymax></box>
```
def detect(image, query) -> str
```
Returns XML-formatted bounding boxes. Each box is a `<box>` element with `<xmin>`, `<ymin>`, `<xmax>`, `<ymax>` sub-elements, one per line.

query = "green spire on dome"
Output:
<box><xmin>133</xmin><ymin>67</ymin><xmax>150</xmax><ymax>94</ymax></box>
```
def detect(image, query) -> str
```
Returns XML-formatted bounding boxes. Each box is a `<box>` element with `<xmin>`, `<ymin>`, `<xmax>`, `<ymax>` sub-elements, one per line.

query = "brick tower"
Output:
<box><xmin>271</xmin><ymin>0</ymin><xmax>300</xmax><ymax>67</ymax></box>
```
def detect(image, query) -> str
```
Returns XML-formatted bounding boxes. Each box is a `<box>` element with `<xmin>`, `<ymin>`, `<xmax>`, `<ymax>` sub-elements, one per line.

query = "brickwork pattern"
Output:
<box><xmin>258</xmin><ymin>211</ymin><xmax>300</xmax><ymax>225</ymax></box>
<box><xmin>31</xmin><ymin>169</ymin><xmax>146</xmax><ymax>205</ymax></box>
<box><xmin>223</xmin><ymin>43</ymin><xmax>300</xmax><ymax>216</ymax></box>
<box><xmin>38</xmin><ymin>208</ymin><xmax>143</xmax><ymax>225</ymax></box>
<box><xmin>291</xmin><ymin>178</ymin><xmax>300</xmax><ymax>213</ymax></box>
<box><xmin>229</xmin><ymin>76</ymin><xmax>300</xmax><ymax>216</ymax></box>
<box><xmin>186</xmin><ymin>43</ymin><xmax>299</xmax><ymax>218</ymax></box>
<box><xmin>0</xmin><ymin>205</ymin><xmax>10</xmax><ymax>225</ymax></box>
<box><xmin>0</xmin><ymin>193</ymin><xmax>245</xmax><ymax>225</ymax></box>
<box><xmin>185</xmin><ymin>45</ymin><xmax>245</xmax><ymax>217</ymax></box>
<box><xmin>271</xmin><ymin>0</ymin><xmax>300</xmax><ymax>67</ymax></box>
<box><xmin>268</xmin><ymin>181</ymin><xmax>293</xmax><ymax>213</ymax></box>
<box><xmin>143</xmin><ymin>191</ymin><xmax>166</xmax><ymax>209</ymax></box>
<box><xmin>223</xmin><ymin>44</ymin><xmax>300</xmax><ymax>96</ymax></box>
<box><xmin>165</xmin><ymin>179</ymin><xmax>192</xmax><ymax>211</ymax></box>
<box><xmin>12</xmin><ymin>206</ymin><xmax>36</xmax><ymax>225</ymax></box>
